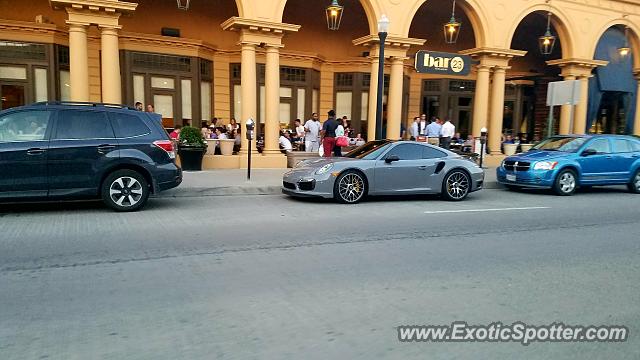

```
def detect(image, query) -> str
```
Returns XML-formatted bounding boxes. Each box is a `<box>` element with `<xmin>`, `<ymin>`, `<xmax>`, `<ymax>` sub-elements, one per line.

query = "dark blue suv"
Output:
<box><xmin>0</xmin><ymin>102</ymin><xmax>182</xmax><ymax>211</ymax></box>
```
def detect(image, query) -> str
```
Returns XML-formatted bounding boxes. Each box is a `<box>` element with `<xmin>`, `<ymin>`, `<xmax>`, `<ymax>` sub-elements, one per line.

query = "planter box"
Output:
<box><xmin>520</xmin><ymin>143</ymin><xmax>534</xmax><ymax>152</ymax></box>
<box><xmin>503</xmin><ymin>143</ymin><xmax>518</xmax><ymax>156</ymax></box>
<box><xmin>204</xmin><ymin>139</ymin><xmax>235</xmax><ymax>156</ymax></box>
<box><xmin>178</xmin><ymin>146</ymin><xmax>206</xmax><ymax>171</ymax></box>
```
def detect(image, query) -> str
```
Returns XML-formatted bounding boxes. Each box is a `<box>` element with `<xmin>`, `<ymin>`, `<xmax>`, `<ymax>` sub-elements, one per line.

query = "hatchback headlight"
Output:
<box><xmin>316</xmin><ymin>163</ymin><xmax>334</xmax><ymax>175</ymax></box>
<box><xmin>533</xmin><ymin>161</ymin><xmax>558</xmax><ymax>170</ymax></box>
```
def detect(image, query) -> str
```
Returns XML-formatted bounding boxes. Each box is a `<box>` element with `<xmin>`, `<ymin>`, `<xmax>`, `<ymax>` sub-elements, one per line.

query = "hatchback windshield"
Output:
<box><xmin>532</xmin><ymin>136</ymin><xmax>588</xmax><ymax>152</ymax></box>
<box><xmin>344</xmin><ymin>140</ymin><xmax>392</xmax><ymax>160</ymax></box>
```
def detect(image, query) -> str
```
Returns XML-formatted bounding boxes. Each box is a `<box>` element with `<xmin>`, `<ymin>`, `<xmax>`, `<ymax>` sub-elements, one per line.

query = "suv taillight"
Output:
<box><xmin>153</xmin><ymin>140</ymin><xmax>176</xmax><ymax>159</ymax></box>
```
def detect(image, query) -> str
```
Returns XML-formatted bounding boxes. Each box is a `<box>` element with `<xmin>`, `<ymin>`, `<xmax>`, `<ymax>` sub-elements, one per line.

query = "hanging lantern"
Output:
<box><xmin>443</xmin><ymin>0</ymin><xmax>461</xmax><ymax>44</ymax></box>
<box><xmin>619</xmin><ymin>26</ymin><xmax>631</xmax><ymax>57</ymax></box>
<box><xmin>326</xmin><ymin>0</ymin><xmax>344</xmax><ymax>31</ymax></box>
<box><xmin>539</xmin><ymin>12</ymin><xmax>557</xmax><ymax>55</ymax></box>
<box><xmin>176</xmin><ymin>0</ymin><xmax>191</xmax><ymax>10</ymax></box>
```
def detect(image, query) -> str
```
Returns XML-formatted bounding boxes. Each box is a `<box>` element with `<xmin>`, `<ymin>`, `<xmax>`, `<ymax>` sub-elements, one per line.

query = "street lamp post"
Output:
<box><xmin>375</xmin><ymin>15</ymin><xmax>389</xmax><ymax>140</ymax></box>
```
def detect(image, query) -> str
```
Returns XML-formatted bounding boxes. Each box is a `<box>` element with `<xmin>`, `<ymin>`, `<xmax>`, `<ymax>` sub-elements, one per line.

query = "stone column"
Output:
<box><xmin>240</xmin><ymin>42</ymin><xmax>257</xmax><ymax>154</ymax></box>
<box><xmin>367</xmin><ymin>55</ymin><xmax>379</xmax><ymax>142</ymax></box>
<box><xmin>67</xmin><ymin>22</ymin><xmax>90</xmax><ymax>102</ymax></box>
<box><xmin>472</xmin><ymin>64</ymin><xmax>491</xmax><ymax>138</ymax></box>
<box><xmin>558</xmin><ymin>75</ymin><xmax>576</xmax><ymax>135</ymax></box>
<box><xmin>100</xmin><ymin>26</ymin><xmax>122</xmax><ymax>104</ymax></box>
<box><xmin>573</xmin><ymin>75</ymin><xmax>590</xmax><ymax>134</ymax></box>
<box><xmin>264</xmin><ymin>45</ymin><xmax>281</xmax><ymax>154</ymax></box>
<box><xmin>489</xmin><ymin>66</ymin><xmax>507</xmax><ymax>154</ymax></box>
<box><xmin>386</xmin><ymin>57</ymin><xmax>405</xmax><ymax>140</ymax></box>
<box><xmin>635</xmin><ymin>73</ymin><xmax>640</xmax><ymax>136</ymax></box>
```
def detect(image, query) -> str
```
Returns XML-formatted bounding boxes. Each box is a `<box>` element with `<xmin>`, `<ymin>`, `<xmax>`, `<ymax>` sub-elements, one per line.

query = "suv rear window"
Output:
<box><xmin>110</xmin><ymin>113</ymin><xmax>151</xmax><ymax>138</ymax></box>
<box><xmin>55</xmin><ymin>110</ymin><xmax>114</xmax><ymax>140</ymax></box>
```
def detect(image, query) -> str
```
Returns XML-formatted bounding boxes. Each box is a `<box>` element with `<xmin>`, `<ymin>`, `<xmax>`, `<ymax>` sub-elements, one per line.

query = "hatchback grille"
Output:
<box><xmin>283</xmin><ymin>181</ymin><xmax>296</xmax><ymax>190</ymax></box>
<box><xmin>504</xmin><ymin>160</ymin><xmax>530</xmax><ymax>172</ymax></box>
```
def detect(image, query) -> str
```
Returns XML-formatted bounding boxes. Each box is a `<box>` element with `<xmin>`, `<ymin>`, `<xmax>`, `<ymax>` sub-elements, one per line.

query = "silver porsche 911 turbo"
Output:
<box><xmin>282</xmin><ymin>140</ymin><xmax>485</xmax><ymax>203</ymax></box>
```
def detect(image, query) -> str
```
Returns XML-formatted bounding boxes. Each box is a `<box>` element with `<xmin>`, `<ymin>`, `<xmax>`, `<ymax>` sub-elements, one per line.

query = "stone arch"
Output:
<box><xmin>275</xmin><ymin>0</ymin><xmax>380</xmax><ymax>34</ymax></box>
<box><xmin>403</xmin><ymin>0</ymin><xmax>489</xmax><ymax>47</ymax></box>
<box><xmin>590</xmin><ymin>19</ymin><xmax>640</xmax><ymax>69</ymax></box>
<box><xmin>234</xmin><ymin>0</ymin><xmax>244</xmax><ymax>17</ymax></box>
<box><xmin>506</xmin><ymin>4</ymin><xmax>576</xmax><ymax>59</ymax></box>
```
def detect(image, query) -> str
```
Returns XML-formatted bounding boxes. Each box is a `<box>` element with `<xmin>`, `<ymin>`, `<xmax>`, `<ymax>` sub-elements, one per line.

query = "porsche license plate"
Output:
<box><xmin>506</xmin><ymin>174</ymin><xmax>516</xmax><ymax>182</ymax></box>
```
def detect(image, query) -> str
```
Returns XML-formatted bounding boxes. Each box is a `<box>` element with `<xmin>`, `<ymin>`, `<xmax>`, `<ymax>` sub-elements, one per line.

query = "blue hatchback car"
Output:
<box><xmin>497</xmin><ymin>135</ymin><xmax>640</xmax><ymax>195</ymax></box>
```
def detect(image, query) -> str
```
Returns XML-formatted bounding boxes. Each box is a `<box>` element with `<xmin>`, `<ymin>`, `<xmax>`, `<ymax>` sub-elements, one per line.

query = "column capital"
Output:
<box><xmin>547</xmin><ymin>58</ymin><xmax>608</xmax><ymax>78</ymax></box>
<box><xmin>460</xmin><ymin>47</ymin><xmax>526</xmax><ymax>68</ymax></box>
<box><xmin>66</xmin><ymin>20</ymin><xmax>90</xmax><ymax>28</ymax></box>
<box><xmin>98</xmin><ymin>24</ymin><xmax>121</xmax><ymax>31</ymax></box>
<box><xmin>353</xmin><ymin>34</ymin><xmax>425</xmax><ymax>50</ymax></box>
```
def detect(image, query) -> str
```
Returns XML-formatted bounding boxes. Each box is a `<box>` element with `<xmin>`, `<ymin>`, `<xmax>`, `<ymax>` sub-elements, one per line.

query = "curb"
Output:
<box><xmin>157</xmin><ymin>181</ymin><xmax>503</xmax><ymax>198</ymax></box>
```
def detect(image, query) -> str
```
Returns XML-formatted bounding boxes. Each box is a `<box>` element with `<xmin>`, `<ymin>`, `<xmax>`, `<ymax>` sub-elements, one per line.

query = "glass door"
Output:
<box><xmin>0</xmin><ymin>83</ymin><xmax>26</xmax><ymax>110</ymax></box>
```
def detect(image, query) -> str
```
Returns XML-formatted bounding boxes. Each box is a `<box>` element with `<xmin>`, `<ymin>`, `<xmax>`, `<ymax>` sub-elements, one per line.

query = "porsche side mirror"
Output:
<box><xmin>581</xmin><ymin>148</ymin><xmax>597</xmax><ymax>157</ymax></box>
<box><xmin>385</xmin><ymin>155</ymin><xmax>400</xmax><ymax>163</ymax></box>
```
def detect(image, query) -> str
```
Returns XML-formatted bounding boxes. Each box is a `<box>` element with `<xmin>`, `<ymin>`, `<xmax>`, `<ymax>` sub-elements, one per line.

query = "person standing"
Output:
<box><xmin>134</xmin><ymin>102</ymin><xmax>143</xmax><ymax>111</ymax></box>
<box><xmin>169</xmin><ymin>125</ymin><xmax>181</xmax><ymax>140</ymax></box>
<box><xmin>410</xmin><ymin>117</ymin><xmax>419</xmax><ymax>141</ymax></box>
<box><xmin>304</xmin><ymin>113</ymin><xmax>321</xmax><ymax>153</ymax></box>
<box><xmin>334</xmin><ymin>117</ymin><xmax>347</xmax><ymax>157</ymax></box>
<box><xmin>426</xmin><ymin>117</ymin><xmax>442</xmax><ymax>146</ymax></box>
<box><xmin>440</xmin><ymin>118</ymin><xmax>456</xmax><ymax>149</ymax></box>
<box><xmin>321</xmin><ymin>110</ymin><xmax>339</xmax><ymax>158</ymax></box>
<box><xmin>419</xmin><ymin>114</ymin><xmax>428</xmax><ymax>136</ymax></box>
<box><xmin>146</xmin><ymin>104</ymin><xmax>155</xmax><ymax>113</ymax></box>
<box><xmin>294</xmin><ymin>119</ymin><xmax>305</xmax><ymax>145</ymax></box>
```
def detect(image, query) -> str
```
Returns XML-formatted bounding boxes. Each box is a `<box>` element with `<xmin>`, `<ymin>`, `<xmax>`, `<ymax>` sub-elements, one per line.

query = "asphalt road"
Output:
<box><xmin>1</xmin><ymin>187</ymin><xmax>639</xmax><ymax>359</ymax></box>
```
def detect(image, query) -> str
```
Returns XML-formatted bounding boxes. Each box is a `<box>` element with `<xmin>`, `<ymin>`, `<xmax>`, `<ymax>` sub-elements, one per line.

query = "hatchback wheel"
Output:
<box><xmin>553</xmin><ymin>169</ymin><xmax>577</xmax><ymax>196</ymax></box>
<box><xmin>333</xmin><ymin>170</ymin><xmax>367</xmax><ymax>204</ymax></box>
<box><xmin>102</xmin><ymin>170</ymin><xmax>150</xmax><ymax>212</ymax></box>
<box><xmin>628</xmin><ymin>169</ymin><xmax>640</xmax><ymax>194</ymax></box>
<box><xmin>442</xmin><ymin>170</ymin><xmax>470</xmax><ymax>201</ymax></box>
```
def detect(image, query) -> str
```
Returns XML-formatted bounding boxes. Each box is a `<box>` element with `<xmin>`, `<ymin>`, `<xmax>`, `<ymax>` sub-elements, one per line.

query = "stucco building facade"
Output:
<box><xmin>1</xmin><ymin>0</ymin><xmax>639</xmax><ymax>167</ymax></box>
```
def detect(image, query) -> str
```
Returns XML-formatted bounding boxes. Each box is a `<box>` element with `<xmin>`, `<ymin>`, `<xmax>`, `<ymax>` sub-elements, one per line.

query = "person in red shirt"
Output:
<box><xmin>169</xmin><ymin>125</ymin><xmax>182</xmax><ymax>140</ymax></box>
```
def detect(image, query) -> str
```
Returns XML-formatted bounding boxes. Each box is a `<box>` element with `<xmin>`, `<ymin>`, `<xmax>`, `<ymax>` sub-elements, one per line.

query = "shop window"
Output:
<box><xmin>449</xmin><ymin>81</ymin><xmax>475</xmax><ymax>92</ymax></box>
<box><xmin>0</xmin><ymin>41</ymin><xmax>46</xmax><ymax>61</ymax></box>
<box><xmin>424</xmin><ymin>80</ymin><xmax>441</xmax><ymax>92</ymax></box>
<box><xmin>132</xmin><ymin>52</ymin><xmax>191</xmax><ymax>72</ymax></box>
<box><xmin>231</xmin><ymin>64</ymin><xmax>241</xmax><ymax>80</ymax></box>
<box><xmin>280</xmin><ymin>87</ymin><xmax>292</xmax><ymax>98</ymax></box>
<box><xmin>200</xmin><ymin>60</ymin><xmax>212</xmax><ymax>80</ymax></box>
<box><xmin>279</xmin><ymin>103</ymin><xmax>291</xmax><ymax>125</ymax></box>
<box><xmin>280</xmin><ymin>67</ymin><xmax>306</xmax><ymax>83</ymax></box>
<box><xmin>336</xmin><ymin>73</ymin><xmax>354</xmax><ymax>87</ymax></box>
<box><xmin>133</xmin><ymin>75</ymin><xmax>145</xmax><ymax>105</ymax></box>
<box><xmin>200</xmin><ymin>82</ymin><xmax>211</xmax><ymax>121</ymax></box>
<box><xmin>297</xmin><ymin>88</ymin><xmax>306</xmax><ymax>120</ymax></box>
<box><xmin>59</xmin><ymin>70</ymin><xmax>70</xmax><ymax>101</ymax></box>
<box><xmin>34</xmin><ymin>68</ymin><xmax>48</xmax><ymax>102</ymax></box>
<box><xmin>259</xmin><ymin>85</ymin><xmax>265</xmax><ymax>124</ymax></box>
<box><xmin>181</xmin><ymin>79</ymin><xmax>192</xmax><ymax>121</ymax></box>
<box><xmin>153</xmin><ymin>95</ymin><xmax>174</xmax><ymax>120</ymax></box>
<box><xmin>361</xmin><ymin>92</ymin><xmax>369</xmax><ymax>121</ymax></box>
<box><xmin>151</xmin><ymin>77</ymin><xmax>175</xmax><ymax>90</ymax></box>
<box><xmin>0</xmin><ymin>66</ymin><xmax>27</xmax><ymax>80</ymax></box>
<box><xmin>336</xmin><ymin>91</ymin><xmax>353</xmax><ymax>119</ymax></box>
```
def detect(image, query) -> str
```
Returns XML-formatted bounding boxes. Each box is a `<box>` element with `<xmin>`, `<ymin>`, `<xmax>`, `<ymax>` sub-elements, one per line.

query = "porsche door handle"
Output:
<box><xmin>418</xmin><ymin>166</ymin><xmax>428</xmax><ymax>170</ymax></box>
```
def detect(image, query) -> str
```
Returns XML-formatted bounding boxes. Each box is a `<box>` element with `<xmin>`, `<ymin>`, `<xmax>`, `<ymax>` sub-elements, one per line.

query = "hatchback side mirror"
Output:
<box><xmin>385</xmin><ymin>155</ymin><xmax>400</xmax><ymax>163</ymax></box>
<box><xmin>581</xmin><ymin>148</ymin><xmax>597</xmax><ymax>157</ymax></box>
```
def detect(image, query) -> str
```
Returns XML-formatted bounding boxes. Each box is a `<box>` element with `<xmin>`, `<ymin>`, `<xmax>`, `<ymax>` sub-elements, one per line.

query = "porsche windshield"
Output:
<box><xmin>344</xmin><ymin>140</ymin><xmax>393</xmax><ymax>160</ymax></box>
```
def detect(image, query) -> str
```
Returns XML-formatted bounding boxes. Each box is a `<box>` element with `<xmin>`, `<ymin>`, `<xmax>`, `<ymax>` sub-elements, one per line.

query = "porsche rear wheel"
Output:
<box><xmin>333</xmin><ymin>170</ymin><xmax>367</xmax><ymax>204</ymax></box>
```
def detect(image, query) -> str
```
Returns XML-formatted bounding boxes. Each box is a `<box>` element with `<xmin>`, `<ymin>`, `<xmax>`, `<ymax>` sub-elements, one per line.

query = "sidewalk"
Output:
<box><xmin>159</xmin><ymin>167</ymin><xmax>501</xmax><ymax>198</ymax></box>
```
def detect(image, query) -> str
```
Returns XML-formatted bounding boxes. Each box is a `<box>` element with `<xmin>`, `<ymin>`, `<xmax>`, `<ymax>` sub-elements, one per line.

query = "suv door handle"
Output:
<box><xmin>26</xmin><ymin>148</ymin><xmax>46</xmax><ymax>155</ymax></box>
<box><xmin>97</xmin><ymin>144</ymin><xmax>116</xmax><ymax>154</ymax></box>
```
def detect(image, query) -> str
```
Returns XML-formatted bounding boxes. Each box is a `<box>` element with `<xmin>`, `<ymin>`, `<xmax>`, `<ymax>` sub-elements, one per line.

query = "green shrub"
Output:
<box><xmin>179</xmin><ymin>126</ymin><xmax>206</xmax><ymax>148</ymax></box>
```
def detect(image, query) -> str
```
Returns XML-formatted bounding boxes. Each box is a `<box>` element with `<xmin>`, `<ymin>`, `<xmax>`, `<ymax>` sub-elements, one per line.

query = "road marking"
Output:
<box><xmin>424</xmin><ymin>206</ymin><xmax>550</xmax><ymax>214</ymax></box>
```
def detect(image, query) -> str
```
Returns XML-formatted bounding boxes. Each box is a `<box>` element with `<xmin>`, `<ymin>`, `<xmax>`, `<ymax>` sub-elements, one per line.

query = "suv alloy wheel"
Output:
<box><xmin>101</xmin><ymin>169</ymin><xmax>150</xmax><ymax>212</ymax></box>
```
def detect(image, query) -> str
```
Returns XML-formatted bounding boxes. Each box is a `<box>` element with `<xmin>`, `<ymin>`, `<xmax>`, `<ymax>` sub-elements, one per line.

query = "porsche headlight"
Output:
<box><xmin>533</xmin><ymin>161</ymin><xmax>558</xmax><ymax>170</ymax></box>
<box><xmin>316</xmin><ymin>163</ymin><xmax>334</xmax><ymax>175</ymax></box>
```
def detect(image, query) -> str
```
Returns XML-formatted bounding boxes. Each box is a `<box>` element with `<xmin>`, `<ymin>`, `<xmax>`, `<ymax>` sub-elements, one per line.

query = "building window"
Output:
<box><xmin>0</xmin><ymin>41</ymin><xmax>53</xmax><ymax>109</ymax></box>
<box><xmin>132</xmin><ymin>52</ymin><xmax>191</xmax><ymax>72</ymax></box>
<box><xmin>336</xmin><ymin>73</ymin><xmax>353</xmax><ymax>87</ymax></box>
<box><xmin>201</xmin><ymin>81</ymin><xmax>211</xmax><ymax>121</ymax></box>
<box><xmin>0</xmin><ymin>41</ymin><xmax>46</xmax><ymax>61</ymax></box>
<box><xmin>181</xmin><ymin>79</ymin><xmax>192</xmax><ymax>120</ymax></box>
<box><xmin>34</xmin><ymin>68</ymin><xmax>48</xmax><ymax>102</ymax></box>
<box><xmin>449</xmin><ymin>80</ymin><xmax>475</xmax><ymax>92</ymax></box>
<box><xmin>60</xmin><ymin>70</ymin><xmax>70</xmax><ymax>101</ymax></box>
<box><xmin>424</xmin><ymin>80</ymin><xmax>441</xmax><ymax>92</ymax></box>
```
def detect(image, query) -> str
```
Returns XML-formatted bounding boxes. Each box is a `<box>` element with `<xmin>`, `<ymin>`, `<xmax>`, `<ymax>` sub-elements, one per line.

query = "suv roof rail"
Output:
<box><xmin>31</xmin><ymin>101</ymin><xmax>137</xmax><ymax>111</ymax></box>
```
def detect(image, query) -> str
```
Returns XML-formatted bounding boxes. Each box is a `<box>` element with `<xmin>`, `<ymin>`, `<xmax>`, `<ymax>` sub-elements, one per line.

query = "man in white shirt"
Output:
<box><xmin>279</xmin><ymin>131</ymin><xmax>293</xmax><ymax>153</ymax></box>
<box><xmin>419</xmin><ymin>114</ymin><xmax>428</xmax><ymax>136</ymax></box>
<box><xmin>304</xmin><ymin>113</ymin><xmax>321</xmax><ymax>152</ymax></box>
<box><xmin>409</xmin><ymin>117</ymin><xmax>420</xmax><ymax>140</ymax></box>
<box><xmin>294</xmin><ymin>119</ymin><xmax>305</xmax><ymax>143</ymax></box>
<box><xmin>440</xmin><ymin>118</ymin><xmax>456</xmax><ymax>149</ymax></box>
